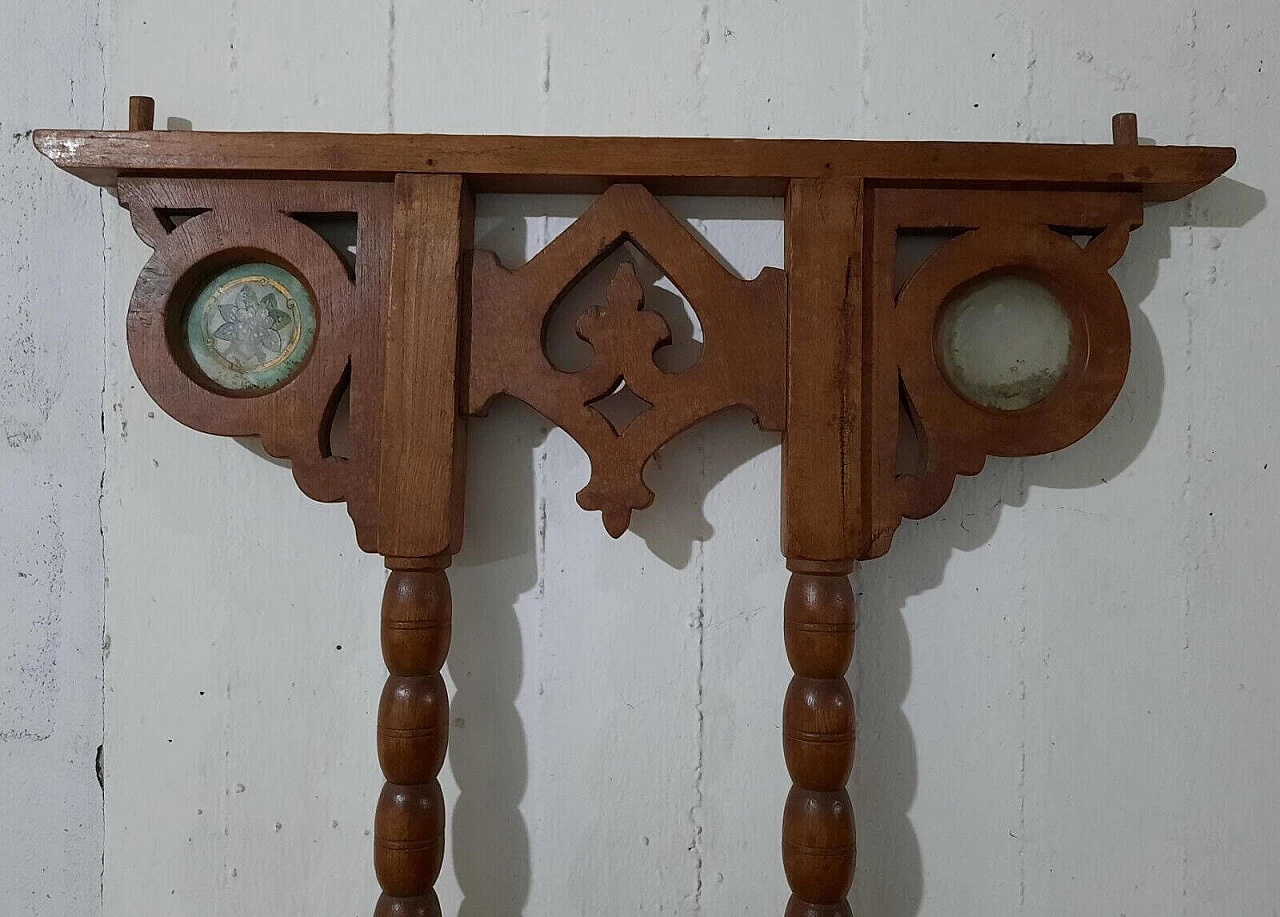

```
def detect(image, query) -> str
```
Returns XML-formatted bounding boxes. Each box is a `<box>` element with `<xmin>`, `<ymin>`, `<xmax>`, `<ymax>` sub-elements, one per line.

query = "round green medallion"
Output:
<box><xmin>184</xmin><ymin>263</ymin><xmax>316</xmax><ymax>392</ymax></box>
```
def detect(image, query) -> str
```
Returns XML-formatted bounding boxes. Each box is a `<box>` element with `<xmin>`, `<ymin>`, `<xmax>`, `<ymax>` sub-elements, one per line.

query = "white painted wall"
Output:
<box><xmin>4</xmin><ymin>1</ymin><xmax>1278</xmax><ymax>915</ymax></box>
<box><xmin>0</xmin><ymin>2</ymin><xmax>106</xmax><ymax>913</ymax></box>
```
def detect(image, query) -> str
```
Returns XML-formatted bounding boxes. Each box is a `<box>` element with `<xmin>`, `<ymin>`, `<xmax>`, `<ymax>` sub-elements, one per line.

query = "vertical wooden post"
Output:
<box><xmin>781</xmin><ymin>178</ymin><xmax>867</xmax><ymax>563</ymax></box>
<box><xmin>377</xmin><ymin>173</ymin><xmax>472</xmax><ymax>560</ymax></box>
<box><xmin>781</xmin><ymin>178</ymin><xmax>868</xmax><ymax>913</ymax></box>
<box><xmin>373</xmin><ymin>173</ymin><xmax>472</xmax><ymax>915</ymax></box>
<box><xmin>782</xmin><ymin>566</ymin><xmax>857</xmax><ymax>916</ymax></box>
<box><xmin>375</xmin><ymin>559</ymin><xmax>452</xmax><ymax>917</ymax></box>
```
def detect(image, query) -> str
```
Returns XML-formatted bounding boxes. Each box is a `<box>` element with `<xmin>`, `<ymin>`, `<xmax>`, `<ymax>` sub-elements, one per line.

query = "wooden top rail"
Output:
<box><xmin>33</xmin><ymin>123</ymin><xmax>1234</xmax><ymax>201</ymax></box>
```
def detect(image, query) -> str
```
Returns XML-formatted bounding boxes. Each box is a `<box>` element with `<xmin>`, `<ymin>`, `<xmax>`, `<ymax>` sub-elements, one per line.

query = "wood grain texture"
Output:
<box><xmin>376</xmin><ymin>563</ymin><xmax>452</xmax><ymax>913</ymax></box>
<box><xmin>127</xmin><ymin>95</ymin><xmax>154</xmax><ymax>131</ymax></box>
<box><xmin>1112</xmin><ymin>112</ymin><xmax>1139</xmax><ymax>147</ymax></box>
<box><xmin>118</xmin><ymin>178</ymin><xmax>392</xmax><ymax>550</ymax></box>
<box><xmin>782</xmin><ymin>180</ymin><xmax>1146</xmax><ymax>562</ymax></box>
<box><xmin>866</xmin><ymin>188</ymin><xmax>1142</xmax><ymax>557</ymax></box>
<box><xmin>376</xmin><ymin>174</ymin><xmax>473</xmax><ymax>558</ymax></box>
<box><xmin>32</xmin><ymin>126</ymin><xmax>1234</xmax><ymax>201</ymax></box>
<box><xmin>468</xmin><ymin>183</ymin><xmax>785</xmax><ymax>536</ymax></box>
<box><xmin>782</xmin><ymin>571</ymin><xmax>857</xmax><ymax>912</ymax></box>
<box><xmin>782</xmin><ymin>179</ymin><xmax>866</xmax><ymax>564</ymax></box>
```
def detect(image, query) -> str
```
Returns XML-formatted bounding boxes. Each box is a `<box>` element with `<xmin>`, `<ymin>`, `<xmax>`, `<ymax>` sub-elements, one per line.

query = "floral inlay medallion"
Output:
<box><xmin>184</xmin><ymin>262</ymin><xmax>316</xmax><ymax>392</ymax></box>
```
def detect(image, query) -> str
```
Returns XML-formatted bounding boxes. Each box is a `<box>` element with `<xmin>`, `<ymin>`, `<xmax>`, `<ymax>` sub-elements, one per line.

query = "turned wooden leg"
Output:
<box><xmin>782</xmin><ymin>566</ymin><xmax>857</xmax><ymax>917</ymax></box>
<box><xmin>374</xmin><ymin>559</ymin><xmax>452</xmax><ymax>917</ymax></box>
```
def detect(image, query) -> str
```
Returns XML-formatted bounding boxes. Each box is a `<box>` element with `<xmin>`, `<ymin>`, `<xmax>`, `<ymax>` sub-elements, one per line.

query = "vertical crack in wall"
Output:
<box><xmin>539</xmin><ymin>33</ymin><xmax>551</xmax><ymax>96</ymax></box>
<box><xmin>538</xmin><ymin>2</ymin><xmax>550</xmax><ymax>127</ymax></box>
<box><xmin>535</xmin><ymin>216</ymin><xmax>550</xmax><ymax>698</ymax></box>
<box><xmin>1015</xmin><ymin>460</ymin><xmax>1029</xmax><ymax>910</ymax></box>
<box><xmin>1016</xmin><ymin>657</ymin><xmax>1028</xmax><ymax>908</ymax></box>
<box><xmin>385</xmin><ymin>0</ymin><xmax>396</xmax><ymax>132</ymax></box>
<box><xmin>1178</xmin><ymin>218</ymin><xmax>1196</xmax><ymax>917</ymax></box>
<box><xmin>228</xmin><ymin>0</ymin><xmax>239</xmax><ymax>122</ymax></box>
<box><xmin>1178</xmin><ymin>11</ymin><xmax>1201</xmax><ymax>914</ymax></box>
<box><xmin>95</xmin><ymin>0</ymin><xmax>110</xmax><ymax>900</ymax></box>
<box><xmin>688</xmin><ymin>433</ymin><xmax>708</xmax><ymax>913</ymax></box>
<box><xmin>535</xmin><ymin>444</ymin><xmax>547</xmax><ymax>605</ymax></box>
<box><xmin>857</xmin><ymin>0</ymin><xmax>871</xmax><ymax>123</ymax></box>
<box><xmin>1019</xmin><ymin>22</ymin><xmax>1038</xmax><ymax>141</ymax></box>
<box><xmin>694</xmin><ymin>2</ymin><xmax>710</xmax><ymax>133</ymax></box>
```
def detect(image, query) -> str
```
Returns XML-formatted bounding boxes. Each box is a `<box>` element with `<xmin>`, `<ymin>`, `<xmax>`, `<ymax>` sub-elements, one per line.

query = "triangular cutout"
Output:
<box><xmin>291</xmin><ymin>212</ymin><xmax>358</xmax><ymax>282</ymax></box>
<box><xmin>895</xmin><ymin>230</ymin><xmax>965</xmax><ymax>295</ymax></box>
<box><xmin>155</xmin><ymin>207</ymin><xmax>210</xmax><ymax>233</ymax></box>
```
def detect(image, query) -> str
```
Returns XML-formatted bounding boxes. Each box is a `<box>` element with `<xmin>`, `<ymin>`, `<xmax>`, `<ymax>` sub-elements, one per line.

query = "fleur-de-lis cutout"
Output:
<box><xmin>574</xmin><ymin>261</ymin><xmax>671</xmax><ymax>411</ymax></box>
<box><xmin>467</xmin><ymin>184</ymin><xmax>788</xmax><ymax>538</ymax></box>
<box><xmin>213</xmin><ymin>284</ymin><xmax>293</xmax><ymax>367</ymax></box>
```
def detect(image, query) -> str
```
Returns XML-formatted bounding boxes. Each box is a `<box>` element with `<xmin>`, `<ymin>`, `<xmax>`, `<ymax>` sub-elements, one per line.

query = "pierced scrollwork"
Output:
<box><xmin>861</xmin><ymin>188</ymin><xmax>1145</xmax><ymax>557</ymax></box>
<box><xmin>116</xmin><ymin>178</ymin><xmax>392</xmax><ymax>550</ymax></box>
<box><xmin>467</xmin><ymin>183</ymin><xmax>787</xmax><ymax>536</ymax></box>
<box><xmin>576</xmin><ymin>261</ymin><xmax>667</xmax><ymax>434</ymax></box>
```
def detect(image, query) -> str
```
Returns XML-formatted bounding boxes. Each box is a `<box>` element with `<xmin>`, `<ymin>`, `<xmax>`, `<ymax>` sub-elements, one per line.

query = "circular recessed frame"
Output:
<box><xmin>895</xmin><ymin>225</ymin><xmax>1130</xmax><ymax>459</ymax></box>
<box><xmin>937</xmin><ymin>275</ymin><xmax>1073</xmax><ymax>411</ymax></box>
<box><xmin>184</xmin><ymin>262</ymin><xmax>316</xmax><ymax>392</ymax></box>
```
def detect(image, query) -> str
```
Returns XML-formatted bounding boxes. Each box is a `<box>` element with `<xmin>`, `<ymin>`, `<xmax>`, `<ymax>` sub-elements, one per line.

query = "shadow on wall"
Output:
<box><xmin>852</xmin><ymin>174</ymin><xmax>1263</xmax><ymax>916</ymax></box>
<box><xmin>448</xmin><ymin>396</ymin><xmax>542</xmax><ymax>917</ymax></box>
<box><xmin>248</xmin><ymin>177</ymin><xmax>1255</xmax><ymax>916</ymax></box>
<box><xmin>444</xmin><ymin>195</ymin><xmax>789</xmax><ymax>916</ymax></box>
<box><xmin>446</xmin><ymin>206</ymin><xmax>541</xmax><ymax>917</ymax></box>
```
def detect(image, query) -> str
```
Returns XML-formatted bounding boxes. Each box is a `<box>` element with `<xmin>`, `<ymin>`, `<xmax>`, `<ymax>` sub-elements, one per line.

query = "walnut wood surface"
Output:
<box><xmin>866</xmin><ymin>188</ymin><xmax>1141</xmax><ymax>557</ymax></box>
<box><xmin>33</xmin><ymin>126</ymin><xmax>1233</xmax><ymax>201</ymax></box>
<box><xmin>782</xmin><ymin>179</ymin><xmax>867</xmax><ymax>563</ymax></box>
<box><xmin>376</xmin><ymin>562</ymin><xmax>452</xmax><ymax>915</ymax></box>
<box><xmin>468</xmin><ymin>183</ymin><xmax>785</xmax><ymax>536</ymax></box>
<box><xmin>377</xmin><ymin>174</ymin><xmax>472</xmax><ymax>558</ymax></box>
<box><xmin>782</xmin><ymin>570</ymin><xmax>857</xmax><ymax>913</ymax></box>
<box><xmin>783</xmin><ymin>183</ymin><xmax>1145</xmax><ymax>563</ymax></box>
<box><xmin>127</xmin><ymin>95</ymin><xmax>154</xmax><ymax>132</ymax></box>
<box><xmin>42</xmin><ymin>99</ymin><xmax>1238</xmax><ymax>914</ymax></box>
<box><xmin>118</xmin><ymin>177</ymin><xmax>392</xmax><ymax>550</ymax></box>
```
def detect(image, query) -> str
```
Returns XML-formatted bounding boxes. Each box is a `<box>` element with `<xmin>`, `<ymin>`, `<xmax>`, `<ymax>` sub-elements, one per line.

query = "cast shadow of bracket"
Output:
<box><xmin>223</xmin><ymin>199</ymin><xmax>676</xmax><ymax>916</ymax></box>
<box><xmin>851</xmin><ymin>174</ymin><xmax>1263</xmax><ymax>916</ymax></box>
<box><xmin>441</xmin><ymin>194</ymin><xmax>782</xmax><ymax>916</ymax></box>
<box><xmin>165</xmin><ymin>104</ymin><xmax>1257</xmax><ymax>910</ymax></box>
<box><xmin>228</xmin><ymin>177</ymin><xmax>1261</xmax><ymax>916</ymax></box>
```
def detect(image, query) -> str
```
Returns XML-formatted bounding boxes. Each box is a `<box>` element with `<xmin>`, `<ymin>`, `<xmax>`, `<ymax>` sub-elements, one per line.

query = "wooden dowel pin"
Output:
<box><xmin>128</xmin><ymin>96</ymin><xmax>156</xmax><ymax>132</ymax></box>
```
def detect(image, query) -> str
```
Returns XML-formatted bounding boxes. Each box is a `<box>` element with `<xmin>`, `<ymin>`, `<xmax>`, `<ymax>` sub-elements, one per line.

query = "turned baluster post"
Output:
<box><xmin>781</xmin><ymin>564</ymin><xmax>857</xmax><ymax>916</ymax></box>
<box><xmin>374</xmin><ymin>558</ymin><xmax>453</xmax><ymax>917</ymax></box>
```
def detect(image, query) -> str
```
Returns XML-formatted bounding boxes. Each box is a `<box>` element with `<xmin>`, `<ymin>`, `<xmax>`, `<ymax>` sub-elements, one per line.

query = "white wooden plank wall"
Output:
<box><xmin>2</xmin><ymin>1</ymin><xmax>1276</xmax><ymax>915</ymax></box>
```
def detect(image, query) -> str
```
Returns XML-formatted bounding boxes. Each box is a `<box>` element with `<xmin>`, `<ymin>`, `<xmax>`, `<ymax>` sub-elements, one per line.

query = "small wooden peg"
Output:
<box><xmin>1112</xmin><ymin>112</ymin><xmax>1139</xmax><ymax>146</ymax></box>
<box><xmin>128</xmin><ymin>96</ymin><xmax>156</xmax><ymax>132</ymax></box>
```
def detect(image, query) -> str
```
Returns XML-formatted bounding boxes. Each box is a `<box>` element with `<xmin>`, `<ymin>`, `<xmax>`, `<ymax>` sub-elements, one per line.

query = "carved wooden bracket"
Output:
<box><xmin>34</xmin><ymin>100</ymin><xmax>1235</xmax><ymax>916</ymax></box>
<box><xmin>469</xmin><ymin>182</ymin><xmax>787</xmax><ymax>536</ymax></box>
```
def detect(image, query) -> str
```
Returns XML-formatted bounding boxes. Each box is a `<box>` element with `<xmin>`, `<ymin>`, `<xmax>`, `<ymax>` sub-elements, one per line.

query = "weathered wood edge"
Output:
<box><xmin>32</xmin><ymin>129</ymin><xmax>1235</xmax><ymax>201</ymax></box>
